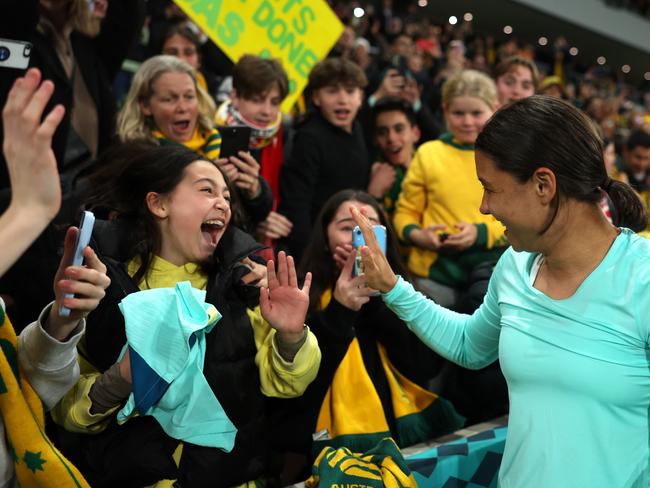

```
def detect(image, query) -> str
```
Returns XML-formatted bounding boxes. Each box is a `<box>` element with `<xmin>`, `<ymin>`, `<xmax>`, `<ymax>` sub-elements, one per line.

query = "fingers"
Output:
<box><xmin>276</xmin><ymin>250</ymin><xmax>288</xmax><ymax>286</ymax></box>
<box><xmin>37</xmin><ymin>104</ymin><xmax>65</xmax><ymax>142</ymax></box>
<box><xmin>266</xmin><ymin>258</ymin><xmax>278</xmax><ymax>289</ymax></box>
<box><xmin>60</xmin><ymin>226</ymin><xmax>79</xmax><ymax>270</ymax></box>
<box><xmin>3</xmin><ymin>69</ymin><xmax>42</xmax><ymax>119</ymax></box>
<box><xmin>286</xmin><ymin>254</ymin><xmax>298</xmax><ymax>288</ymax></box>
<box><xmin>259</xmin><ymin>286</ymin><xmax>270</xmax><ymax>312</ymax></box>
<box><xmin>301</xmin><ymin>272</ymin><xmax>312</xmax><ymax>294</ymax></box>
<box><xmin>341</xmin><ymin>248</ymin><xmax>356</xmax><ymax>277</ymax></box>
<box><xmin>229</xmin><ymin>152</ymin><xmax>259</xmax><ymax>176</ymax></box>
<box><xmin>23</xmin><ymin>79</ymin><xmax>56</xmax><ymax>128</ymax></box>
<box><xmin>83</xmin><ymin>246</ymin><xmax>108</xmax><ymax>275</ymax></box>
<box><xmin>350</xmin><ymin>206</ymin><xmax>381</xmax><ymax>252</ymax></box>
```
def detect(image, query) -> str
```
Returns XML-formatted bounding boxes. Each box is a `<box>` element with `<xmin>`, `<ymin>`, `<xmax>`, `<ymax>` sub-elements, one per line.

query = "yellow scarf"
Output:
<box><xmin>314</xmin><ymin>290</ymin><xmax>463</xmax><ymax>454</ymax></box>
<box><xmin>152</xmin><ymin>127</ymin><xmax>222</xmax><ymax>161</ymax></box>
<box><xmin>0</xmin><ymin>308</ymin><xmax>90</xmax><ymax>487</ymax></box>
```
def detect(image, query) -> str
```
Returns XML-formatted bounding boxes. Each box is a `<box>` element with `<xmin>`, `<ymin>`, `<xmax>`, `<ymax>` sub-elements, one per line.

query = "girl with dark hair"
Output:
<box><xmin>54</xmin><ymin>143</ymin><xmax>321</xmax><ymax>487</ymax></box>
<box><xmin>271</xmin><ymin>190</ymin><xmax>462</xmax><ymax>482</ymax></box>
<box><xmin>351</xmin><ymin>95</ymin><xmax>650</xmax><ymax>487</ymax></box>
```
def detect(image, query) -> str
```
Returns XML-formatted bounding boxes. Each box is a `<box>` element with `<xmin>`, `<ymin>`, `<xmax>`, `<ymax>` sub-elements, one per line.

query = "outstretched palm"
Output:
<box><xmin>260</xmin><ymin>251</ymin><xmax>312</xmax><ymax>343</ymax></box>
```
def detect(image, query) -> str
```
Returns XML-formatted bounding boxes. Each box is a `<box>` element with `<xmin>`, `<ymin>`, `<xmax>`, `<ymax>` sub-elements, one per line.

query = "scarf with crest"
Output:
<box><xmin>0</xmin><ymin>308</ymin><xmax>90</xmax><ymax>487</ymax></box>
<box><xmin>153</xmin><ymin>127</ymin><xmax>222</xmax><ymax>161</ymax></box>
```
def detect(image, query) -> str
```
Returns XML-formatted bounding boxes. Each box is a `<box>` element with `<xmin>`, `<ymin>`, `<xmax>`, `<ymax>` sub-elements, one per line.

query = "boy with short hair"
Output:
<box><xmin>620</xmin><ymin>130</ymin><xmax>650</xmax><ymax>193</ymax></box>
<box><xmin>215</xmin><ymin>54</ymin><xmax>292</xmax><ymax>244</ymax></box>
<box><xmin>279</xmin><ymin>58</ymin><xmax>369</xmax><ymax>262</ymax></box>
<box><xmin>368</xmin><ymin>96</ymin><xmax>421</xmax><ymax>217</ymax></box>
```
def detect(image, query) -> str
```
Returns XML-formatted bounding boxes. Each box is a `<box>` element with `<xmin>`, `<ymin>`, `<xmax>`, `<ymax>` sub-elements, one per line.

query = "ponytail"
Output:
<box><xmin>605</xmin><ymin>179</ymin><xmax>648</xmax><ymax>232</ymax></box>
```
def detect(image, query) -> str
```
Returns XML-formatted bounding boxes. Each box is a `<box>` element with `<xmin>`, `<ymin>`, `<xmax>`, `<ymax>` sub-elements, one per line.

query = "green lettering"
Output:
<box><xmin>295</xmin><ymin>48</ymin><xmax>318</xmax><ymax>78</ymax></box>
<box><xmin>282</xmin><ymin>0</ymin><xmax>301</xmax><ymax>14</ymax></box>
<box><xmin>268</xmin><ymin>18</ymin><xmax>287</xmax><ymax>44</ymax></box>
<box><xmin>184</xmin><ymin>0</ymin><xmax>223</xmax><ymax>31</ymax></box>
<box><xmin>252</xmin><ymin>0</ymin><xmax>274</xmax><ymax>27</ymax></box>
<box><xmin>217</xmin><ymin>12</ymin><xmax>244</xmax><ymax>46</ymax></box>
<box><xmin>292</xmin><ymin>6</ymin><xmax>315</xmax><ymax>35</ymax></box>
<box><xmin>279</xmin><ymin>31</ymin><xmax>304</xmax><ymax>63</ymax></box>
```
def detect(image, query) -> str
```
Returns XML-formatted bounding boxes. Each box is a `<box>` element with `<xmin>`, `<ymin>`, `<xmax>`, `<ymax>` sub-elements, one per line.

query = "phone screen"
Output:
<box><xmin>219</xmin><ymin>125</ymin><xmax>252</xmax><ymax>159</ymax></box>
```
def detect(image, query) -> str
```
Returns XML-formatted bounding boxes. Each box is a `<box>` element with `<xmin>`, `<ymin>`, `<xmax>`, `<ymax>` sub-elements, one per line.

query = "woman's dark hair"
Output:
<box><xmin>298</xmin><ymin>190</ymin><xmax>409</xmax><ymax>313</ymax></box>
<box><xmin>84</xmin><ymin>142</ymin><xmax>241</xmax><ymax>283</ymax></box>
<box><xmin>476</xmin><ymin>95</ymin><xmax>647</xmax><ymax>232</ymax></box>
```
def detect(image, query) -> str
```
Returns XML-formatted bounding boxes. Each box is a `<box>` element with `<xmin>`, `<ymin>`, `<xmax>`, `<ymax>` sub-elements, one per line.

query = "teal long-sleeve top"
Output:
<box><xmin>383</xmin><ymin>228</ymin><xmax>650</xmax><ymax>487</ymax></box>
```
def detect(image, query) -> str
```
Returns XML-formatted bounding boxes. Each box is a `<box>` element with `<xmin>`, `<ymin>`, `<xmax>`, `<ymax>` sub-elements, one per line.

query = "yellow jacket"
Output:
<box><xmin>394</xmin><ymin>135</ymin><xmax>507</xmax><ymax>285</ymax></box>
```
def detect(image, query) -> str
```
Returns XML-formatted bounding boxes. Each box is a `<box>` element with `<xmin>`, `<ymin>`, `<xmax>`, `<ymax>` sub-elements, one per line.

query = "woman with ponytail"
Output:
<box><xmin>350</xmin><ymin>95</ymin><xmax>650</xmax><ymax>487</ymax></box>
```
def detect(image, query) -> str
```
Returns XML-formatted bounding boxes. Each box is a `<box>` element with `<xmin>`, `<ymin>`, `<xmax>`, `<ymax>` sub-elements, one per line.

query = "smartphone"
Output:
<box><xmin>352</xmin><ymin>225</ymin><xmax>387</xmax><ymax>277</ymax></box>
<box><xmin>0</xmin><ymin>38</ymin><xmax>31</xmax><ymax>70</ymax></box>
<box><xmin>218</xmin><ymin>125</ymin><xmax>251</xmax><ymax>159</ymax></box>
<box><xmin>59</xmin><ymin>211</ymin><xmax>95</xmax><ymax>317</ymax></box>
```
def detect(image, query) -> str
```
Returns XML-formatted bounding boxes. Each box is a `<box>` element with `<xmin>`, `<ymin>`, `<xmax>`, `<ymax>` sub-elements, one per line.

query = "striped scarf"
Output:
<box><xmin>0</xmin><ymin>308</ymin><xmax>90</xmax><ymax>487</ymax></box>
<box><xmin>153</xmin><ymin>127</ymin><xmax>222</xmax><ymax>161</ymax></box>
<box><xmin>215</xmin><ymin>100</ymin><xmax>280</xmax><ymax>150</ymax></box>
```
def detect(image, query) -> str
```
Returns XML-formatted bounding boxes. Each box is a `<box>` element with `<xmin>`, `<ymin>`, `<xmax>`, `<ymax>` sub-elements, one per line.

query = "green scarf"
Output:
<box><xmin>153</xmin><ymin>127</ymin><xmax>222</xmax><ymax>161</ymax></box>
<box><xmin>0</xmin><ymin>308</ymin><xmax>90</xmax><ymax>487</ymax></box>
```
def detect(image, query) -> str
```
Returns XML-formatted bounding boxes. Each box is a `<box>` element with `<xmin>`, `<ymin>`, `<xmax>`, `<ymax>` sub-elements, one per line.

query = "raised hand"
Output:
<box><xmin>2</xmin><ymin>68</ymin><xmax>65</xmax><ymax>222</ymax></box>
<box><xmin>332</xmin><ymin>250</ymin><xmax>375</xmax><ymax>311</ymax></box>
<box><xmin>350</xmin><ymin>206</ymin><xmax>398</xmax><ymax>293</ymax></box>
<box><xmin>259</xmin><ymin>251</ymin><xmax>312</xmax><ymax>344</ymax></box>
<box><xmin>0</xmin><ymin>68</ymin><xmax>65</xmax><ymax>278</ymax></box>
<box><xmin>47</xmin><ymin>226</ymin><xmax>111</xmax><ymax>341</ymax></box>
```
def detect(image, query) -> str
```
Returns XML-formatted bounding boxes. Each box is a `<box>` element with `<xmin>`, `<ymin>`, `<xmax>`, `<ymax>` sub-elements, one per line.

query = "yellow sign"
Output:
<box><xmin>173</xmin><ymin>0</ymin><xmax>344</xmax><ymax>112</ymax></box>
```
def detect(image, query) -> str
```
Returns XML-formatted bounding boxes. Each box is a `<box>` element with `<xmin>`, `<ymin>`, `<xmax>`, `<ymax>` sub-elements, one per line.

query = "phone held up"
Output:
<box><xmin>0</xmin><ymin>38</ymin><xmax>32</xmax><ymax>70</ymax></box>
<box><xmin>59</xmin><ymin>211</ymin><xmax>95</xmax><ymax>318</ymax></box>
<box><xmin>352</xmin><ymin>224</ymin><xmax>387</xmax><ymax>277</ymax></box>
<box><xmin>218</xmin><ymin>125</ymin><xmax>252</xmax><ymax>159</ymax></box>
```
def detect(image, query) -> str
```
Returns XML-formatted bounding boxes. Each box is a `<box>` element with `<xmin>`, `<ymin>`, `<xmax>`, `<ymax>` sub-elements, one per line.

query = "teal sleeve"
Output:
<box><xmin>382</xmin><ymin>271</ymin><xmax>503</xmax><ymax>369</ymax></box>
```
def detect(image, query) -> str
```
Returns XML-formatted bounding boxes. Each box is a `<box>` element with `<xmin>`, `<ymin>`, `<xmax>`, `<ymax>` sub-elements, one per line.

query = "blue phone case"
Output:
<box><xmin>352</xmin><ymin>225</ymin><xmax>386</xmax><ymax>276</ymax></box>
<box><xmin>59</xmin><ymin>211</ymin><xmax>95</xmax><ymax>317</ymax></box>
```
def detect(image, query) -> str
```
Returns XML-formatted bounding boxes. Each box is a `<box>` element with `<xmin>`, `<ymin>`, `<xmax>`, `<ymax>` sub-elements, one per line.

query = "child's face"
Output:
<box><xmin>327</xmin><ymin>200</ymin><xmax>380</xmax><ymax>268</ymax></box>
<box><xmin>162</xmin><ymin>34</ymin><xmax>200</xmax><ymax>69</ymax></box>
<box><xmin>444</xmin><ymin>96</ymin><xmax>494</xmax><ymax>145</ymax></box>
<box><xmin>374</xmin><ymin>110</ymin><xmax>420</xmax><ymax>167</ymax></box>
<box><xmin>151</xmin><ymin>160</ymin><xmax>231</xmax><ymax>266</ymax></box>
<box><xmin>140</xmin><ymin>72</ymin><xmax>199</xmax><ymax>143</ymax></box>
<box><xmin>232</xmin><ymin>84</ymin><xmax>282</xmax><ymax>128</ymax></box>
<box><xmin>312</xmin><ymin>84</ymin><xmax>363</xmax><ymax>133</ymax></box>
<box><xmin>496</xmin><ymin>65</ymin><xmax>535</xmax><ymax>106</ymax></box>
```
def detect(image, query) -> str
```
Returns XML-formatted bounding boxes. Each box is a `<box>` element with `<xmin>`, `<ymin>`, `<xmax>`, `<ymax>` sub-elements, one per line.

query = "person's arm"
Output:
<box><xmin>382</xmin><ymin>275</ymin><xmax>501</xmax><ymax>369</ymax></box>
<box><xmin>253</xmin><ymin>251</ymin><xmax>321</xmax><ymax>397</ymax></box>
<box><xmin>351</xmin><ymin>205</ymin><xmax>503</xmax><ymax>369</ymax></box>
<box><xmin>17</xmin><ymin>303</ymin><xmax>85</xmax><ymax>410</ymax></box>
<box><xmin>248</xmin><ymin>307</ymin><xmax>320</xmax><ymax>398</ymax></box>
<box><xmin>0</xmin><ymin>70</ymin><xmax>65</xmax><ymax>277</ymax></box>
